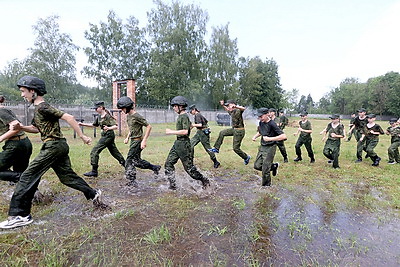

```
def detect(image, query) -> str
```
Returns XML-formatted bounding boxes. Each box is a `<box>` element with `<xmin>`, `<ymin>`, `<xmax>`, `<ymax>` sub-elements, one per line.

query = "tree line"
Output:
<box><xmin>0</xmin><ymin>0</ymin><xmax>398</xmax><ymax>115</ymax></box>
<box><xmin>0</xmin><ymin>0</ymin><xmax>282</xmax><ymax>110</ymax></box>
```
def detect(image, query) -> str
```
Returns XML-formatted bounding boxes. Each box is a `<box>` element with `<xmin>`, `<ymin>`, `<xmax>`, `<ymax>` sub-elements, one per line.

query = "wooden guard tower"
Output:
<box><xmin>112</xmin><ymin>79</ymin><xmax>136</xmax><ymax>136</ymax></box>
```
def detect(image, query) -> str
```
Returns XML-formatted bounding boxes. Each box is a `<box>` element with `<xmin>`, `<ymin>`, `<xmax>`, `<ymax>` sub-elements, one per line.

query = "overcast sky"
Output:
<box><xmin>1</xmin><ymin>0</ymin><xmax>400</xmax><ymax>101</ymax></box>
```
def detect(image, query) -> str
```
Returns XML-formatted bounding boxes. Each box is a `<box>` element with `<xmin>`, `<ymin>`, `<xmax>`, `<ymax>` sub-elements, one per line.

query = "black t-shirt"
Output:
<box><xmin>258</xmin><ymin>119</ymin><xmax>284</xmax><ymax>146</ymax></box>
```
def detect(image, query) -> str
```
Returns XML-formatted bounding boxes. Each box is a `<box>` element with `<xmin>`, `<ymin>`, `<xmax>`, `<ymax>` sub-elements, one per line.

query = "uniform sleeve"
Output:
<box><xmin>0</xmin><ymin>109</ymin><xmax>17</xmax><ymax>125</ymax></box>
<box><xmin>38</xmin><ymin>104</ymin><xmax>64</xmax><ymax>120</ymax></box>
<box><xmin>136</xmin><ymin>114</ymin><xmax>149</xmax><ymax>127</ymax></box>
<box><xmin>181</xmin><ymin>115</ymin><xmax>191</xmax><ymax>131</ymax></box>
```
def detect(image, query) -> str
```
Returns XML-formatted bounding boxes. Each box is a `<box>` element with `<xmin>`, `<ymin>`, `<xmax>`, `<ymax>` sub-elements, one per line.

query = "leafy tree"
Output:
<box><xmin>83</xmin><ymin>11</ymin><xmax>149</xmax><ymax>101</ymax></box>
<box><xmin>206</xmin><ymin>24</ymin><xmax>239</xmax><ymax>108</ymax></box>
<box><xmin>0</xmin><ymin>59</ymin><xmax>28</xmax><ymax>100</ymax></box>
<box><xmin>282</xmin><ymin>88</ymin><xmax>299</xmax><ymax>114</ymax></box>
<box><xmin>146</xmin><ymin>0</ymin><xmax>208</xmax><ymax>105</ymax></box>
<box><xmin>26</xmin><ymin>15</ymin><xmax>79</xmax><ymax>101</ymax></box>
<box><xmin>239</xmin><ymin>57</ymin><xmax>283</xmax><ymax>109</ymax></box>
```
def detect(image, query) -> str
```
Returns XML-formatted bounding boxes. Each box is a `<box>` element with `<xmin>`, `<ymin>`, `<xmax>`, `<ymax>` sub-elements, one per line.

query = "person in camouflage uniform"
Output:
<box><xmin>293</xmin><ymin>112</ymin><xmax>315</xmax><ymax>163</ymax></box>
<box><xmin>345</xmin><ymin>113</ymin><xmax>356</xmax><ymax>142</ymax></box>
<box><xmin>320</xmin><ymin>114</ymin><xmax>344</xmax><ymax>169</ymax></box>
<box><xmin>350</xmin><ymin>108</ymin><xmax>368</xmax><ymax>162</ymax></box>
<box><xmin>189</xmin><ymin>104</ymin><xmax>220</xmax><ymax>168</ymax></box>
<box><xmin>0</xmin><ymin>76</ymin><xmax>104</xmax><ymax>230</ymax></box>
<box><xmin>209</xmin><ymin>100</ymin><xmax>251</xmax><ymax>165</ymax></box>
<box><xmin>278</xmin><ymin>110</ymin><xmax>289</xmax><ymax>130</ymax></box>
<box><xmin>0</xmin><ymin>95</ymin><xmax>33</xmax><ymax>183</ymax></box>
<box><xmin>360</xmin><ymin>114</ymin><xmax>385</xmax><ymax>166</ymax></box>
<box><xmin>385</xmin><ymin>118</ymin><xmax>400</xmax><ymax>164</ymax></box>
<box><xmin>79</xmin><ymin>101</ymin><xmax>125</xmax><ymax>177</ymax></box>
<box><xmin>117</xmin><ymin>96</ymin><xmax>161</xmax><ymax>187</ymax></box>
<box><xmin>252</xmin><ymin>108</ymin><xmax>287</xmax><ymax>186</ymax></box>
<box><xmin>269</xmin><ymin>108</ymin><xmax>288</xmax><ymax>163</ymax></box>
<box><xmin>165</xmin><ymin>96</ymin><xmax>210</xmax><ymax>190</ymax></box>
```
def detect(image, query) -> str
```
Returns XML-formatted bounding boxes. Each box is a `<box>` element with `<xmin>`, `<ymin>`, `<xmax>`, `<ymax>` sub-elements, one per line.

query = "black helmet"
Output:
<box><xmin>117</xmin><ymin>96</ymin><xmax>134</xmax><ymax>109</ymax></box>
<box><xmin>188</xmin><ymin>104</ymin><xmax>196</xmax><ymax>111</ymax></box>
<box><xmin>170</xmin><ymin>96</ymin><xmax>188</xmax><ymax>107</ymax></box>
<box><xmin>93</xmin><ymin>101</ymin><xmax>105</xmax><ymax>109</ymax></box>
<box><xmin>17</xmin><ymin>76</ymin><xmax>47</xmax><ymax>96</ymax></box>
<box><xmin>224</xmin><ymin>99</ymin><xmax>236</xmax><ymax>106</ymax></box>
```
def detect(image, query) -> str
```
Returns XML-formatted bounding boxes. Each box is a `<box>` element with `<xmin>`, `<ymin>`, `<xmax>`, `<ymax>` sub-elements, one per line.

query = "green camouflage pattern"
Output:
<box><xmin>0</xmin><ymin>108</ymin><xmax>25</xmax><ymax>136</ymax></box>
<box><xmin>127</xmin><ymin>112</ymin><xmax>148</xmax><ymax>139</ymax></box>
<box><xmin>32</xmin><ymin>102</ymin><xmax>64</xmax><ymax>141</ymax></box>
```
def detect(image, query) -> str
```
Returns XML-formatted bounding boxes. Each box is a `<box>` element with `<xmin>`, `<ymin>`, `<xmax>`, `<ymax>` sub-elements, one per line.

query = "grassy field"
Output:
<box><xmin>0</xmin><ymin>117</ymin><xmax>399</xmax><ymax>266</ymax></box>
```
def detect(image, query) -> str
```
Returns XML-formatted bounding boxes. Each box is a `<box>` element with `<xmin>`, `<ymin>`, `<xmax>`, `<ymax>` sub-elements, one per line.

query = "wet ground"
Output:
<box><xmin>0</xmin><ymin>169</ymin><xmax>399</xmax><ymax>266</ymax></box>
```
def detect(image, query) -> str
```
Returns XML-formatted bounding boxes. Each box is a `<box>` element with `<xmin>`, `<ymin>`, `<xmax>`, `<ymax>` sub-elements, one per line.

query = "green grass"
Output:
<box><xmin>0</xmin><ymin>118</ymin><xmax>398</xmax><ymax>266</ymax></box>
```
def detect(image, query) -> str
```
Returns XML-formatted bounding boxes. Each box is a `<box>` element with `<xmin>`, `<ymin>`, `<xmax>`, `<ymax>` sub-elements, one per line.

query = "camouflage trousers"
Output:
<box><xmin>165</xmin><ymin>139</ymin><xmax>206</xmax><ymax>187</ymax></box>
<box><xmin>0</xmin><ymin>138</ymin><xmax>32</xmax><ymax>182</ymax></box>
<box><xmin>388</xmin><ymin>140</ymin><xmax>400</xmax><ymax>163</ymax></box>
<box><xmin>9</xmin><ymin>139</ymin><xmax>97</xmax><ymax>217</ymax></box>
<box><xmin>125</xmin><ymin>140</ymin><xmax>157</xmax><ymax>181</ymax></box>
<box><xmin>90</xmin><ymin>131</ymin><xmax>125</xmax><ymax>168</ymax></box>
<box><xmin>323</xmin><ymin>139</ymin><xmax>341</xmax><ymax>168</ymax></box>
<box><xmin>213</xmin><ymin>128</ymin><xmax>248</xmax><ymax>159</ymax></box>
<box><xmin>254</xmin><ymin>144</ymin><xmax>277</xmax><ymax>186</ymax></box>
<box><xmin>364</xmin><ymin>138</ymin><xmax>379</xmax><ymax>161</ymax></box>
<box><xmin>295</xmin><ymin>136</ymin><xmax>314</xmax><ymax>159</ymax></box>
<box><xmin>355</xmin><ymin>130</ymin><xmax>366</xmax><ymax>160</ymax></box>
<box><xmin>190</xmin><ymin>129</ymin><xmax>216</xmax><ymax>161</ymax></box>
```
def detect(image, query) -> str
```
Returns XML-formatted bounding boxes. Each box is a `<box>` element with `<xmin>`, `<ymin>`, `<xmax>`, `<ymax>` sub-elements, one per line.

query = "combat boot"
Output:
<box><xmin>152</xmin><ymin>165</ymin><xmax>162</xmax><ymax>175</ymax></box>
<box><xmin>0</xmin><ymin>171</ymin><xmax>21</xmax><ymax>183</ymax></box>
<box><xmin>84</xmin><ymin>166</ymin><xmax>98</xmax><ymax>177</ymax></box>
<box><xmin>201</xmin><ymin>177</ymin><xmax>210</xmax><ymax>189</ymax></box>
<box><xmin>212</xmin><ymin>158</ymin><xmax>220</xmax><ymax>168</ymax></box>
<box><xmin>294</xmin><ymin>157</ymin><xmax>302</xmax><ymax>162</ymax></box>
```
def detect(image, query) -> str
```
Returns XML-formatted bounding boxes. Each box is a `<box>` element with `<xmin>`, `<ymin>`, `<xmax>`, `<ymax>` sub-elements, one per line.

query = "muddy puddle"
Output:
<box><xmin>0</xmin><ymin>169</ymin><xmax>399</xmax><ymax>266</ymax></box>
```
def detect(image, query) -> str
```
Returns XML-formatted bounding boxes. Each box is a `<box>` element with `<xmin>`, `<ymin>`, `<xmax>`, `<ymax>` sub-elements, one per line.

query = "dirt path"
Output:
<box><xmin>0</xmin><ymin>170</ymin><xmax>399</xmax><ymax>266</ymax></box>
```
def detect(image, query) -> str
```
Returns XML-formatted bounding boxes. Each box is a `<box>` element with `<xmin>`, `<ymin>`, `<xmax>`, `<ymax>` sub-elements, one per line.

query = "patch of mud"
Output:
<box><xmin>0</xmin><ymin>169</ymin><xmax>399</xmax><ymax>266</ymax></box>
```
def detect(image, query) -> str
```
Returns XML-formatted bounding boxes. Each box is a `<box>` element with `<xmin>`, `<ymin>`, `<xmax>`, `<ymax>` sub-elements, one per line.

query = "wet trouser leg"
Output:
<box><xmin>254</xmin><ymin>145</ymin><xmax>276</xmax><ymax>186</ymax></box>
<box><xmin>232</xmin><ymin>128</ymin><xmax>248</xmax><ymax>160</ymax></box>
<box><xmin>0</xmin><ymin>138</ymin><xmax>32</xmax><ymax>182</ymax></box>
<box><xmin>388</xmin><ymin>140</ymin><xmax>400</xmax><ymax>162</ymax></box>
<box><xmin>9</xmin><ymin>140</ymin><xmax>96</xmax><ymax>217</ymax></box>
<box><xmin>213</xmin><ymin>128</ymin><xmax>234</xmax><ymax>150</ymax></box>
<box><xmin>125</xmin><ymin>140</ymin><xmax>155</xmax><ymax>181</ymax></box>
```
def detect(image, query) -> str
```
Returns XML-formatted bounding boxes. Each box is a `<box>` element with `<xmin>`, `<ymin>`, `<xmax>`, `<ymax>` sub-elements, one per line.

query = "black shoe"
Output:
<box><xmin>126</xmin><ymin>180</ymin><xmax>138</xmax><ymax>187</ymax></box>
<box><xmin>169</xmin><ymin>183</ymin><xmax>177</xmax><ymax>190</ymax></box>
<box><xmin>365</xmin><ymin>154</ymin><xmax>369</xmax><ymax>159</ymax></box>
<box><xmin>271</xmin><ymin>163</ymin><xmax>279</xmax><ymax>176</ymax></box>
<box><xmin>84</xmin><ymin>170</ymin><xmax>98</xmax><ymax>177</ymax></box>
<box><xmin>372</xmin><ymin>157</ymin><xmax>381</xmax><ymax>166</ymax></box>
<box><xmin>213</xmin><ymin>160</ymin><xmax>221</xmax><ymax>168</ymax></box>
<box><xmin>201</xmin><ymin>178</ymin><xmax>210</xmax><ymax>189</ymax></box>
<box><xmin>294</xmin><ymin>157</ymin><xmax>302</xmax><ymax>162</ymax></box>
<box><xmin>328</xmin><ymin>160</ymin><xmax>333</xmax><ymax>164</ymax></box>
<box><xmin>283</xmin><ymin>158</ymin><xmax>288</xmax><ymax>163</ymax></box>
<box><xmin>153</xmin><ymin>165</ymin><xmax>161</xmax><ymax>175</ymax></box>
<box><xmin>310</xmin><ymin>158</ymin><xmax>315</xmax><ymax>163</ymax></box>
<box><xmin>355</xmin><ymin>158</ymin><xmax>362</xmax><ymax>163</ymax></box>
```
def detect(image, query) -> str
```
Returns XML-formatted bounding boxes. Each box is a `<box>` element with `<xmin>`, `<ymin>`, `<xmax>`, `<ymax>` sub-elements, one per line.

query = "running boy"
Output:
<box><xmin>293</xmin><ymin>111</ymin><xmax>315</xmax><ymax>163</ymax></box>
<box><xmin>252</xmin><ymin>108</ymin><xmax>287</xmax><ymax>186</ymax></box>
<box><xmin>79</xmin><ymin>101</ymin><xmax>125</xmax><ymax>177</ymax></box>
<box><xmin>189</xmin><ymin>104</ymin><xmax>220</xmax><ymax>168</ymax></box>
<box><xmin>209</xmin><ymin>100</ymin><xmax>251</xmax><ymax>165</ymax></box>
<box><xmin>165</xmin><ymin>96</ymin><xmax>210</xmax><ymax>190</ymax></box>
<box><xmin>320</xmin><ymin>114</ymin><xmax>344</xmax><ymax>169</ymax></box>
<box><xmin>0</xmin><ymin>76</ymin><xmax>104</xmax><ymax>229</ymax></box>
<box><xmin>360</xmin><ymin>114</ymin><xmax>384</xmax><ymax>166</ymax></box>
<box><xmin>385</xmin><ymin>118</ymin><xmax>400</xmax><ymax>164</ymax></box>
<box><xmin>117</xmin><ymin>96</ymin><xmax>161</xmax><ymax>187</ymax></box>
